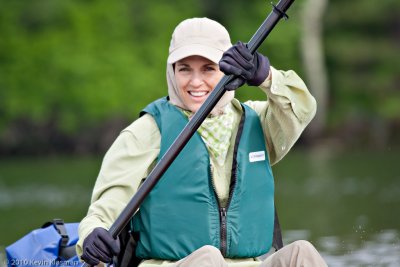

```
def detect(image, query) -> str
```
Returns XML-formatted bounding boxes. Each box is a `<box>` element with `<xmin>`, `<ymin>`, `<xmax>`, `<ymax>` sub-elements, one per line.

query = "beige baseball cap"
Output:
<box><xmin>167</xmin><ymin>17</ymin><xmax>232</xmax><ymax>64</ymax></box>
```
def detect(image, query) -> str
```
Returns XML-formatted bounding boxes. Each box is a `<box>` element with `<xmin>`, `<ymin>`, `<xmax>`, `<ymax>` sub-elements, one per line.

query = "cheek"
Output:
<box><xmin>175</xmin><ymin>75</ymin><xmax>188</xmax><ymax>92</ymax></box>
<box><xmin>209</xmin><ymin>71</ymin><xmax>225</xmax><ymax>87</ymax></box>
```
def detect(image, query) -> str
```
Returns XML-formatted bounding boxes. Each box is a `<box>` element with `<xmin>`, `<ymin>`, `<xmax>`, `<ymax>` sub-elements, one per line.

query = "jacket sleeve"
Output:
<box><xmin>245</xmin><ymin>66</ymin><xmax>317</xmax><ymax>165</ymax></box>
<box><xmin>76</xmin><ymin>114</ymin><xmax>160</xmax><ymax>256</ymax></box>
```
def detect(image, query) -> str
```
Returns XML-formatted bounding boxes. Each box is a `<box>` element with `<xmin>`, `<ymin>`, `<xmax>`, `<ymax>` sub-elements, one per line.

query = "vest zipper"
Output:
<box><xmin>209</xmin><ymin>164</ymin><xmax>229</xmax><ymax>256</ymax></box>
<box><xmin>219</xmin><ymin>165</ymin><xmax>239</xmax><ymax>256</ymax></box>
<box><xmin>220</xmin><ymin>207</ymin><xmax>228</xmax><ymax>255</ymax></box>
<box><xmin>211</xmin><ymin>105</ymin><xmax>246</xmax><ymax>257</ymax></box>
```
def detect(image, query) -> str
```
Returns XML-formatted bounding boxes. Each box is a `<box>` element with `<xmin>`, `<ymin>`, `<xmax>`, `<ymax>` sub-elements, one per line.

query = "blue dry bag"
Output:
<box><xmin>5</xmin><ymin>219</ymin><xmax>81</xmax><ymax>267</ymax></box>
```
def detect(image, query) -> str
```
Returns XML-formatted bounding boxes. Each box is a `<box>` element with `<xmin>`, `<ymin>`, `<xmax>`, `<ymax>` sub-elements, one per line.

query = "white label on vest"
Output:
<box><xmin>249</xmin><ymin>151</ymin><xmax>265</xmax><ymax>162</ymax></box>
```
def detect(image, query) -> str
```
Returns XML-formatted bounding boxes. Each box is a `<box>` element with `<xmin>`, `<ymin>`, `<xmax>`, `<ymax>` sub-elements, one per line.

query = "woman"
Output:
<box><xmin>77</xmin><ymin>17</ymin><xmax>328</xmax><ymax>267</ymax></box>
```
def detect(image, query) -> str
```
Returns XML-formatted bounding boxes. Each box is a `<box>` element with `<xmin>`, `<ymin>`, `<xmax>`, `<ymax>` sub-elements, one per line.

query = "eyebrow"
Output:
<box><xmin>176</xmin><ymin>62</ymin><xmax>217</xmax><ymax>68</ymax></box>
<box><xmin>176</xmin><ymin>63</ymin><xmax>190</xmax><ymax>67</ymax></box>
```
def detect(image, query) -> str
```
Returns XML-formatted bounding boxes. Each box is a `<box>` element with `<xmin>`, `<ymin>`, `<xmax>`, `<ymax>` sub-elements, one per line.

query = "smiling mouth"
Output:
<box><xmin>188</xmin><ymin>91</ymin><xmax>208</xmax><ymax>97</ymax></box>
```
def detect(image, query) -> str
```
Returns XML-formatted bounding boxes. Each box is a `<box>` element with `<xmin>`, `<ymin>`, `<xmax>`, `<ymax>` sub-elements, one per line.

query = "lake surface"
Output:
<box><xmin>0</xmin><ymin>147</ymin><xmax>399</xmax><ymax>266</ymax></box>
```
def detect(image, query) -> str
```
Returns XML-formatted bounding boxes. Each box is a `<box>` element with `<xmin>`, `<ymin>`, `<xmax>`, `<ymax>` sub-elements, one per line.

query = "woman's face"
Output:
<box><xmin>175</xmin><ymin>55</ymin><xmax>224</xmax><ymax>113</ymax></box>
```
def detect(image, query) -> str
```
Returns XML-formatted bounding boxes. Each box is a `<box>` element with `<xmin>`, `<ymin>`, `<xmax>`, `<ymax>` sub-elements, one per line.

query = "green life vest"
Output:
<box><xmin>132</xmin><ymin>97</ymin><xmax>275</xmax><ymax>260</ymax></box>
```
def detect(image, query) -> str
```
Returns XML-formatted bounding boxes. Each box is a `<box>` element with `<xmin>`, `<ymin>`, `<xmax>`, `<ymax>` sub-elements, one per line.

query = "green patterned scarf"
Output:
<box><xmin>182</xmin><ymin>104</ymin><xmax>234</xmax><ymax>166</ymax></box>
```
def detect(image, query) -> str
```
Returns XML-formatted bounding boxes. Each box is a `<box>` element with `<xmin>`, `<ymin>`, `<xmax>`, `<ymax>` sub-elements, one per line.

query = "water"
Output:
<box><xmin>0</xmin><ymin>148</ymin><xmax>399</xmax><ymax>266</ymax></box>
<box><xmin>0</xmin><ymin>184</ymin><xmax>88</xmax><ymax>208</ymax></box>
<box><xmin>319</xmin><ymin>230</ymin><xmax>400</xmax><ymax>266</ymax></box>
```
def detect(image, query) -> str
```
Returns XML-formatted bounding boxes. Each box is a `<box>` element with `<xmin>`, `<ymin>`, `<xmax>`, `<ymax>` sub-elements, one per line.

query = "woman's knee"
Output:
<box><xmin>292</xmin><ymin>240</ymin><xmax>316</xmax><ymax>251</ymax></box>
<box><xmin>291</xmin><ymin>240</ymin><xmax>327</xmax><ymax>266</ymax></box>
<box><xmin>176</xmin><ymin>245</ymin><xmax>226</xmax><ymax>267</ymax></box>
<box><xmin>196</xmin><ymin>245</ymin><xmax>225</xmax><ymax>265</ymax></box>
<box><xmin>196</xmin><ymin>245</ymin><xmax>223</xmax><ymax>256</ymax></box>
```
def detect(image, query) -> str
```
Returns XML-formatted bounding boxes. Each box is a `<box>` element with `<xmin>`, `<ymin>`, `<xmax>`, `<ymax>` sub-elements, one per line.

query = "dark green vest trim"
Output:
<box><xmin>133</xmin><ymin>97</ymin><xmax>274</xmax><ymax>260</ymax></box>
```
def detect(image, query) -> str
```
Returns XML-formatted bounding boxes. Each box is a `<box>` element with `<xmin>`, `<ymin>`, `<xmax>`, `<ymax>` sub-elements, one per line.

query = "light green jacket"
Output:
<box><xmin>77</xmin><ymin>67</ymin><xmax>317</xmax><ymax>267</ymax></box>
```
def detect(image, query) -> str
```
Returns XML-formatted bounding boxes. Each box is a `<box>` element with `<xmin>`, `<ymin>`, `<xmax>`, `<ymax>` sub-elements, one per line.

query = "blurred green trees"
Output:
<box><xmin>324</xmin><ymin>0</ymin><xmax>400</xmax><ymax>147</ymax></box>
<box><xmin>0</xmin><ymin>0</ymin><xmax>399</xmax><ymax>154</ymax></box>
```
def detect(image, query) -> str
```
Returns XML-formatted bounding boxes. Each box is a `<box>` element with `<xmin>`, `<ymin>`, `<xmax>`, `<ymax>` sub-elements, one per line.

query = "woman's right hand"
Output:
<box><xmin>219</xmin><ymin>41</ymin><xmax>270</xmax><ymax>90</ymax></box>
<box><xmin>81</xmin><ymin>227</ymin><xmax>120</xmax><ymax>266</ymax></box>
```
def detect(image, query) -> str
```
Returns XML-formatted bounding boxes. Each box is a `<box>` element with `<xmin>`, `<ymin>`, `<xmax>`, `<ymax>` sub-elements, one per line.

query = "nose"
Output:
<box><xmin>189</xmin><ymin>73</ymin><xmax>204</xmax><ymax>88</ymax></box>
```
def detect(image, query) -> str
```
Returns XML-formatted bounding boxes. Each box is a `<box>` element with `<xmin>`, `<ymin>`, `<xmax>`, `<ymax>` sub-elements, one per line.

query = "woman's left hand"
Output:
<box><xmin>219</xmin><ymin>41</ymin><xmax>270</xmax><ymax>90</ymax></box>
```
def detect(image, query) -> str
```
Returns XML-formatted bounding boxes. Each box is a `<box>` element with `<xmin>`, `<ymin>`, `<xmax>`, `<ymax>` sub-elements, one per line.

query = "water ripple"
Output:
<box><xmin>318</xmin><ymin>230</ymin><xmax>400</xmax><ymax>266</ymax></box>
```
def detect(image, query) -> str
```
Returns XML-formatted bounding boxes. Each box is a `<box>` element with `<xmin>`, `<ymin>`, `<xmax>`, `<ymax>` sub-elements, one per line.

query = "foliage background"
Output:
<box><xmin>1</xmin><ymin>0</ymin><xmax>398</xmax><ymax>155</ymax></box>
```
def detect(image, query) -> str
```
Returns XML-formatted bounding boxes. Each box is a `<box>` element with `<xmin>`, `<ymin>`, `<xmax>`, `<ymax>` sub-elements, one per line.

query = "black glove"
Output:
<box><xmin>81</xmin><ymin>227</ymin><xmax>120</xmax><ymax>266</ymax></box>
<box><xmin>219</xmin><ymin>41</ymin><xmax>270</xmax><ymax>91</ymax></box>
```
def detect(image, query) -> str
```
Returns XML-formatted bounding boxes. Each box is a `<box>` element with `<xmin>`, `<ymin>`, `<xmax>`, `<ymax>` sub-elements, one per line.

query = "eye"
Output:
<box><xmin>178</xmin><ymin>66</ymin><xmax>191</xmax><ymax>72</ymax></box>
<box><xmin>204</xmin><ymin>66</ymin><xmax>216</xmax><ymax>72</ymax></box>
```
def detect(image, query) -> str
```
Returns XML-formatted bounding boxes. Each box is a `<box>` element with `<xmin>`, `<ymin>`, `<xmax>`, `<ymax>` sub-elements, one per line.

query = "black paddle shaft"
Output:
<box><xmin>82</xmin><ymin>0</ymin><xmax>295</xmax><ymax>265</ymax></box>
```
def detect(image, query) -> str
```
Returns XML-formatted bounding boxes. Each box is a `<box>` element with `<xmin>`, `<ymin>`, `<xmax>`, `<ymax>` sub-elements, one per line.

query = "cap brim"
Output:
<box><xmin>167</xmin><ymin>44</ymin><xmax>224</xmax><ymax>64</ymax></box>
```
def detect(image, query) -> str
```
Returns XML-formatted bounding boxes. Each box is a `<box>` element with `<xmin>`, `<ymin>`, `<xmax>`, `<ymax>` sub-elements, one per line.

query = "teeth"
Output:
<box><xmin>189</xmin><ymin>91</ymin><xmax>207</xmax><ymax>97</ymax></box>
